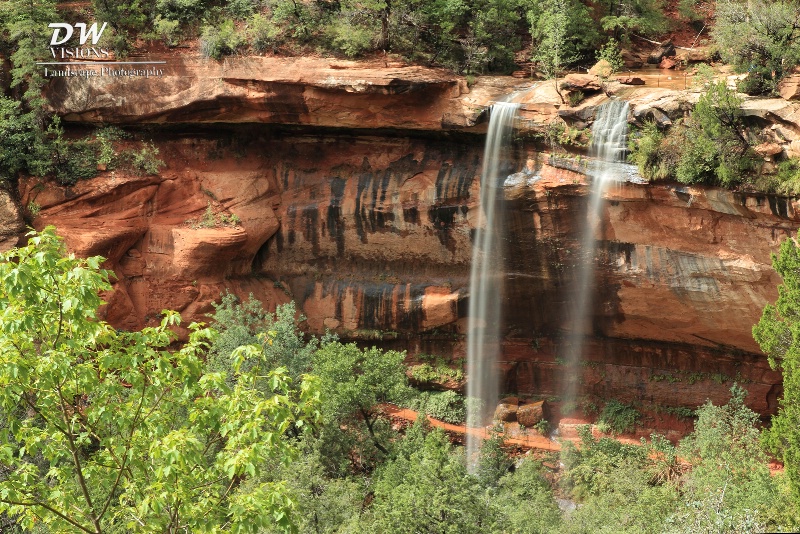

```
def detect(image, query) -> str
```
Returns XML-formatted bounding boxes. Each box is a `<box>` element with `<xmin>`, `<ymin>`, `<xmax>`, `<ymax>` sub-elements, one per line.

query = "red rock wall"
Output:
<box><xmin>18</xmin><ymin>127</ymin><xmax>797</xmax><ymax>416</ymax></box>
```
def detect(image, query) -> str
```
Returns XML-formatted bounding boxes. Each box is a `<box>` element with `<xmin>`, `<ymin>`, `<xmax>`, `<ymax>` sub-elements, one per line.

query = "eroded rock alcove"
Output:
<box><xmin>6</xmin><ymin>56</ymin><xmax>800</xmax><ymax>422</ymax></box>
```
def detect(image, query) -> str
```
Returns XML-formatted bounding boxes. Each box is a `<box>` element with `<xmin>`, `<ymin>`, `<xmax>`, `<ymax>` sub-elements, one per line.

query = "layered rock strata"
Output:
<box><xmin>14</xmin><ymin>57</ymin><xmax>800</xmax><ymax>417</ymax></box>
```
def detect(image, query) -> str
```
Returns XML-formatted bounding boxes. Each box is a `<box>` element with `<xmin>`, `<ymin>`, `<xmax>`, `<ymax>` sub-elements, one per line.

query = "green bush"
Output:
<box><xmin>529</xmin><ymin>0</ymin><xmax>600</xmax><ymax>74</ymax></box>
<box><xmin>713</xmin><ymin>0</ymin><xmax>800</xmax><ymax>95</ymax></box>
<box><xmin>328</xmin><ymin>17</ymin><xmax>376</xmax><ymax>58</ymax></box>
<box><xmin>567</xmin><ymin>90</ymin><xmax>585</xmax><ymax>107</ymax></box>
<box><xmin>0</xmin><ymin>97</ymin><xmax>58</xmax><ymax>182</ymax></box>
<box><xmin>95</xmin><ymin>126</ymin><xmax>127</xmax><ymax>168</ymax></box>
<box><xmin>407</xmin><ymin>390</ymin><xmax>466</xmax><ymax>424</ymax></box>
<box><xmin>630</xmin><ymin>82</ymin><xmax>755</xmax><ymax>188</ymax></box>
<box><xmin>226</xmin><ymin>0</ymin><xmax>259</xmax><ymax>19</ymax></box>
<box><xmin>628</xmin><ymin>121</ymin><xmax>673</xmax><ymax>181</ymax></box>
<box><xmin>150</xmin><ymin>15</ymin><xmax>181</xmax><ymax>47</ymax></box>
<box><xmin>408</xmin><ymin>354</ymin><xmax>464</xmax><ymax>384</ymax></box>
<box><xmin>597</xmin><ymin>38</ymin><xmax>624</xmax><ymax>74</ymax></box>
<box><xmin>125</xmin><ymin>142</ymin><xmax>165</xmax><ymax>175</ymax></box>
<box><xmin>494</xmin><ymin>459</ymin><xmax>563</xmax><ymax>533</ymax></box>
<box><xmin>247</xmin><ymin>13</ymin><xmax>281</xmax><ymax>52</ymax></box>
<box><xmin>597</xmin><ymin>400</ymin><xmax>641</xmax><ymax>435</ymax></box>
<box><xmin>155</xmin><ymin>0</ymin><xmax>208</xmax><ymax>23</ymax></box>
<box><xmin>200</xmin><ymin>19</ymin><xmax>245</xmax><ymax>59</ymax></box>
<box><xmin>477</xmin><ymin>434</ymin><xmax>512</xmax><ymax>488</ymax></box>
<box><xmin>561</xmin><ymin>425</ymin><xmax>648</xmax><ymax>499</ymax></box>
<box><xmin>53</xmin><ymin>139</ymin><xmax>99</xmax><ymax>186</ymax></box>
<box><xmin>757</xmin><ymin>159</ymin><xmax>800</xmax><ymax>195</ymax></box>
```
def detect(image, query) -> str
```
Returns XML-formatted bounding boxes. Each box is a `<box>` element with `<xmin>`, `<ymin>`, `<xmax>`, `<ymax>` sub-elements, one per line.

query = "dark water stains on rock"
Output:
<box><xmin>327</xmin><ymin>176</ymin><xmax>347</xmax><ymax>256</ymax></box>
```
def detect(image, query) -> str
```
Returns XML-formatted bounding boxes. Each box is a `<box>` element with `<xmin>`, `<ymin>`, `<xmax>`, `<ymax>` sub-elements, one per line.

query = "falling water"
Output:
<box><xmin>466</xmin><ymin>102</ymin><xmax>520</xmax><ymax>471</ymax></box>
<box><xmin>561</xmin><ymin>99</ymin><xmax>630</xmax><ymax>404</ymax></box>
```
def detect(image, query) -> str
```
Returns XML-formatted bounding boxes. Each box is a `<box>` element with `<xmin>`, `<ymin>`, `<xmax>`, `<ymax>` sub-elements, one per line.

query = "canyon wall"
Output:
<box><xmin>8</xmin><ymin>57</ymin><xmax>800</xmax><ymax>417</ymax></box>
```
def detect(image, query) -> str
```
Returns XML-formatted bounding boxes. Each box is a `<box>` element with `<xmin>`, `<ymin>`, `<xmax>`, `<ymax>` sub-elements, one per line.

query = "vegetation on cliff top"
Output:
<box><xmin>3</xmin><ymin>0</ymin><xmax>800</xmax><ymax>191</ymax></box>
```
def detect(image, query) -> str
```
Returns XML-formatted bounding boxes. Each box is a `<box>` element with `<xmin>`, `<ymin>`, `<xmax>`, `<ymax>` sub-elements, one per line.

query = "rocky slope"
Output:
<box><xmin>6</xmin><ymin>56</ymin><xmax>800</xmax><ymax>419</ymax></box>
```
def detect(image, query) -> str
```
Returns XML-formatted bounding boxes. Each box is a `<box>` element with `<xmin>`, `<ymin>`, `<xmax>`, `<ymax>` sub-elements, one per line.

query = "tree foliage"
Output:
<box><xmin>600</xmin><ymin>0</ymin><xmax>668</xmax><ymax>38</ymax></box>
<box><xmin>754</xmin><ymin>231</ymin><xmax>800</xmax><ymax>522</ymax></box>
<box><xmin>365</xmin><ymin>420</ymin><xmax>498</xmax><ymax>533</ymax></box>
<box><xmin>313</xmin><ymin>341</ymin><xmax>409</xmax><ymax>470</ymax></box>
<box><xmin>0</xmin><ymin>227</ymin><xmax>319</xmax><ymax>533</ymax></box>
<box><xmin>529</xmin><ymin>0</ymin><xmax>599</xmax><ymax>78</ymax></box>
<box><xmin>208</xmin><ymin>294</ymin><xmax>322</xmax><ymax>386</ymax></box>
<box><xmin>628</xmin><ymin>81</ymin><xmax>756</xmax><ymax>188</ymax></box>
<box><xmin>676</xmin><ymin>385</ymin><xmax>782</xmax><ymax>531</ymax></box>
<box><xmin>713</xmin><ymin>0</ymin><xmax>800</xmax><ymax>94</ymax></box>
<box><xmin>675</xmin><ymin>81</ymin><xmax>754</xmax><ymax>187</ymax></box>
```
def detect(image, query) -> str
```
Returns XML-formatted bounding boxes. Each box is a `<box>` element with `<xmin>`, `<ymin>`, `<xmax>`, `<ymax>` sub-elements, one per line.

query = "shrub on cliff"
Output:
<box><xmin>629</xmin><ymin>82</ymin><xmax>756</xmax><ymax>188</ymax></box>
<box><xmin>675</xmin><ymin>81</ymin><xmax>755</xmax><ymax>187</ymax></box>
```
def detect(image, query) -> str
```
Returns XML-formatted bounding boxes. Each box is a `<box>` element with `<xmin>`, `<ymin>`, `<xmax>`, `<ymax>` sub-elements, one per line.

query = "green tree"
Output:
<box><xmin>365</xmin><ymin>420</ymin><xmax>498</xmax><ymax>533</ymax></box>
<box><xmin>675</xmin><ymin>385</ymin><xmax>783</xmax><ymax>531</ymax></box>
<box><xmin>0</xmin><ymin>0</ymin><xmax>57</xmax><ymax>104</ymax></box>
<box><xmin>675</xmin><ymin>81</ymin><xmax>754</xmax><ymax>187</ymax></box>
<box><xmin>529</xmin><ymin>0</ymin><xmax>598</xmax><ymax>101</ymax></box>
<box><xmin>491</xmin><ymin>459</ymin><xmax>562</xmax><ymax>534</ymax></box>
<box><xmin>208</xmin><ymin>294</ymin><xmax>324</xmax><ymax>384</ymax></box>
<box><xmin>713</xmin><ymin>0</ymin><xmax>800</xmax><ymax>94</ymax></box>
<box><xmin>0</xmin><ymin>0</ymin><xmax>59</xmax><ymax>179</ymax></box>
<box><xmin>600</xmin><ymin>0</ymin><xmax>668</xmax><ymax>38</ymax></box>
<box><xmin>255</xmin><ymin>445</ymin><xmax>366</xmax><ymax>534</ymax></box>
<box><xmin>467</xmin><ymin>0</ymin><xmax>526</xmax><ymax>73</ymax></box>
<box><xmin>389</xmin><ymin>0</ymin><xmax>467</xmax><ymax>66</ymax></box>
<box><xmin>754</xmin><ymin>231</ymin><xmax>800</xmax><ymax>522</ymax></box>
<box><xmin>91</xmin><ymin>0</ymin><xmax>153</xmax><ymax>53</ymax></box>
<box><xmin>0</xmin><ymin>227</ymin><xmax>319</xmax><ymax>533</ymax></box>
<box><xmin>313</xmin><ymin>341</ymin><xmax>409</xmax><ymax>471</ymax></box>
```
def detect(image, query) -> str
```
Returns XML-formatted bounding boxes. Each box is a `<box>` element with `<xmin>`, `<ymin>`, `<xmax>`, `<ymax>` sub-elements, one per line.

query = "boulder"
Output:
<box><xmin>788</xmin><ymin>140</ymin><xmax>800</xmax><ymax>158</ymax></box>
<box><xmin>617</xmin><ymin>76</ymin><xmax>645</xmax><ymax>86</ymax></box>
<box><xmin>676</xmin><ymin>47</ymin><xmax>711</xmax><ymax>63</ymax></box>
<box><xmin>558</xmin><ymin>105</ymin><xmax>599</xmax><ymax>129</ymax></box>
<box><xmin>648</xmin><ymin>42</ymin><xmax>676</xmax><ymax>64</ymax></box>
<box><xmin>779</xmin><ymin>73</ymin><xmax>800</xmax><ymax>101</ymax></box>
<box><xmin>622</xmin><ymin>49</ymin><xmax>645</xmax><ymax>69</ymax></box>
<box><xmin>588</xmin><ymin>59</ymin><xmax>613</xmax><ymax>78</ymax></box>
<box><xmin>494</xmin><ymin>402</ymin><xmax>518</xmax><ymax>422</ymax></box>
<box><xmin>633</xmin><ymin>106</ymin><xmax>672</xmax><ymax>128</ymax></box>
<box><xmin>754</xmin><ymin>142</ymin><xmax>783</xmax><ymax>158</ymax></box>
<box><xmin>560</xmin><ymin>74</ymin><xmax>601</xmax><ymax>92</ymax></box>
<box><xmin>659</xmin><ymin>57</ymin><xmax>678</xmax><ymax>70</ymax></box>
<box><xmin>517</xmin><ymin>401</ymin><xmax>546</xmax><ymax>428</ymax></box>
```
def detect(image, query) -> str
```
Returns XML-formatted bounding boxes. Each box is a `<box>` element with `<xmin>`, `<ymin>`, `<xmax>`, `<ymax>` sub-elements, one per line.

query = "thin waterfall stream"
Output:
<box><xmin>465</xmin><ymin>99</ymin><xmax>628</xmax><ymax>470</ymax></box>
<box><xmin>466</xmin><ymin>101</ymin><xmax>520</xmax><ymax>471</ymax></box>
<box><xmin>561</xmin><ymin>99</ymin><xmax>630</xmax><ymax>405</ymax></box>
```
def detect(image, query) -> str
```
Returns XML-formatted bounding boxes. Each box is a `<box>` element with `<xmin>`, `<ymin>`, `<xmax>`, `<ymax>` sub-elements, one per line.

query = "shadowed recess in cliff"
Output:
<box><xmin>466</xmin><ymin>101</ymin><xmax>520</xmax><ymax>472</ymax></box>
<box><xmin>560</xmin><ymin>99</ymin><xmax>630</xmax><ymax>407</ymax></box>
<box><xmin>285</xmin><ymin>277</ymin><xmax>428</xmax><ymax>333</ymax></box>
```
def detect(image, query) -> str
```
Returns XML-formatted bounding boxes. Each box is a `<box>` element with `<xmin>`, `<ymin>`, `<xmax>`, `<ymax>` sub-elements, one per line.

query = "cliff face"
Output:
<box><xmin>15</xmin><ymin>57</ymin><xmax>800</xmax><ymax>417</ymax></box>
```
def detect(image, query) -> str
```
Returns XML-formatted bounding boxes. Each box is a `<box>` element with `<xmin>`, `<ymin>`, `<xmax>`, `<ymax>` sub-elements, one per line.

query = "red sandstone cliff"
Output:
<box><xmin>3</xmin><ymin>56</ymin><xmax>800</xmax><ymax>417</ymax></box>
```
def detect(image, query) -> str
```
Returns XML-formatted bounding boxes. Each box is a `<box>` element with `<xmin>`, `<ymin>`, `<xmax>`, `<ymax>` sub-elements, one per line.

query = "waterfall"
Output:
<box><xmin>466</xmin><ymin>101</ymin><xmax>520</xmax><ymax>471</ymax></box>
<box><xmin>561</xmin><ymin>99</ymin><xmax>630</xmax><ymax>405</ymax></box>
